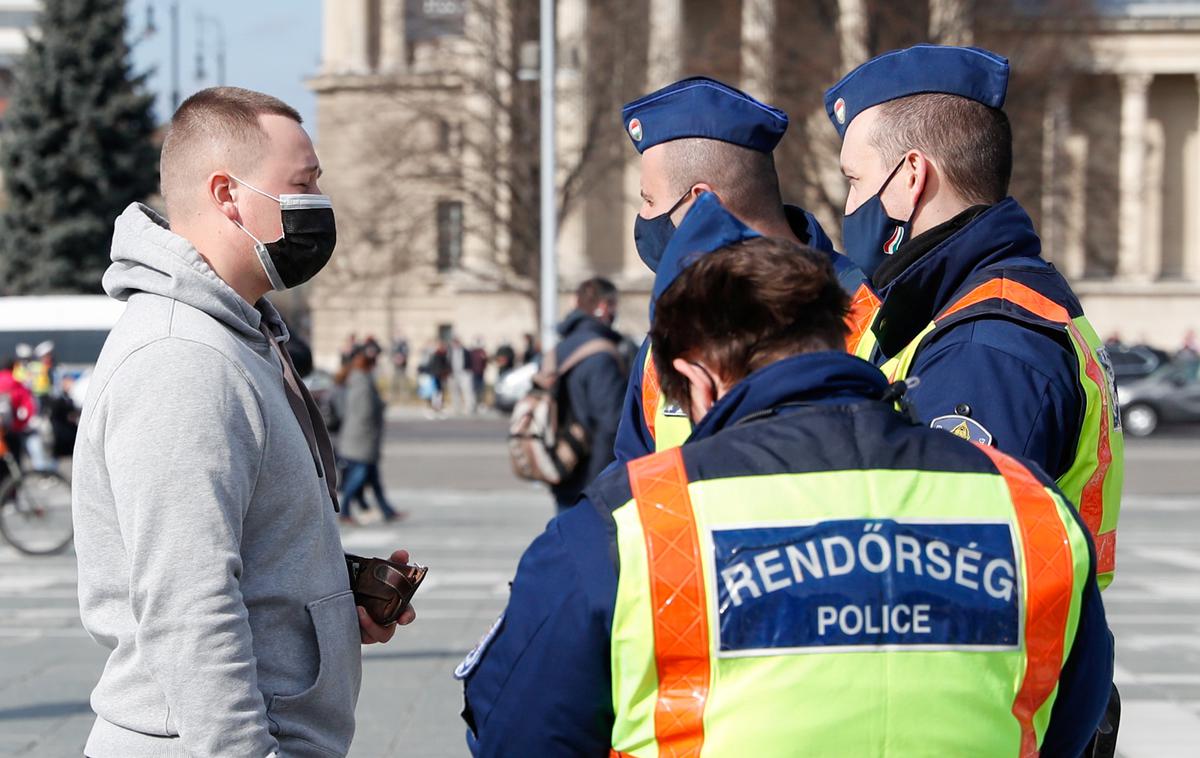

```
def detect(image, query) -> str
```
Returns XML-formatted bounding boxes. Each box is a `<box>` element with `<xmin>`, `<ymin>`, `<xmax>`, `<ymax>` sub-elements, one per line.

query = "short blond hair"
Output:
<box><xmin>160</xmin><ymin>86</ymin><xmax>302</xmax><ymax>216</ymax></box>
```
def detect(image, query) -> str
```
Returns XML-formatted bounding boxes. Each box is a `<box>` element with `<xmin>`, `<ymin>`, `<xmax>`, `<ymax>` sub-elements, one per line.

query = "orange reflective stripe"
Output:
<box><xmin>938</xmin><ymin>279</ymin><xmax>1070</xmax><ymax>324</ymax></box>
<box><xmin>845</xmin><ymin>283</ymin><xmax>881</xmax><ymax>354</ymax></box>
<box><xmin>939</xmin><ymin>279</ymin><xmax>1117</xmax><ymax>575</ymax></box>
<box><xmin>627</xmin><ymin>448</ymin><xmax>710</xmax><ymax>758</ymax></box>
<box><xmin>1066</xmin><ymin>320</ymin><xmax>1115</xmax><ymax>571</ymax></box>
<box><xmin>976</xmin><ymin>444</ymin><xmax>1075</xmax><ymax>757</ymax></box>
<box><xmin>642</xmin><ymin>355</ymin><xmax>661</xmax><ymax>441</ymax></box>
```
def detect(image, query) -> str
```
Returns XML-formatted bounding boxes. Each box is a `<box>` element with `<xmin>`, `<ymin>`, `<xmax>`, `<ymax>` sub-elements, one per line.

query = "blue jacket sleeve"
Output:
<box><xmin>462</xmin><ymin>499</ymin><xmax>618</xmax><ymax>756</ymax></box>
<box><xmin>612</xmin><ymin>339</ymin><xmax>654</xmax><ymax>464</ymax></box>
<box><xmin>906</xmin><ymin>319</ymin><xmax>1083</xmax><ymax>480</ymax></box>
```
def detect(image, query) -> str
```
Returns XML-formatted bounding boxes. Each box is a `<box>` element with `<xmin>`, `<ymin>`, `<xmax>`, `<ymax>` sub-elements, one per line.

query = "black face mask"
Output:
<box><xmin>633</xmin><ymin>188</ymin><xmax>692</xmax><ymax>272</ymax></box>
<box><xmin>231</xmin><ymin>176</ymin><xmax>337</xmax><ymax>290</ymax></box>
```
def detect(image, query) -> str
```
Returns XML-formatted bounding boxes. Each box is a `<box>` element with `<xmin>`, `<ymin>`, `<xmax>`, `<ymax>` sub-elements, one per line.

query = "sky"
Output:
<box><xmin>127</xmin><ymin>0</ymin><xmax>323</xmax><ymax>132</ymax></box>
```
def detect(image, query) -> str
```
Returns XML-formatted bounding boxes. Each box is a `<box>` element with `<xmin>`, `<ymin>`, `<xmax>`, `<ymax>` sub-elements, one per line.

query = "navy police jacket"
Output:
<box><xmin>867</xmin><ymin>198</ymin><xmax>1087</xmax><ymax>480</ymax></box>
<box><xmin>459</xmin><ymin>351</ymin><xmax>1111</xmax><ymax>756</ymax></box>
<box><xmin>611</xmin><ymin>206</ymin><xmax>860</xmax><ymax>464</ymax></box>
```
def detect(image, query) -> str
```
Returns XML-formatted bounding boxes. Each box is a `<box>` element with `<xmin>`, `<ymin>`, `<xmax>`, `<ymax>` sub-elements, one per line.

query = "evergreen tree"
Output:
<box><xmin>0</xmin><ymin>0</ymin><xmax>158</xmax><ymax>294</ymax></box>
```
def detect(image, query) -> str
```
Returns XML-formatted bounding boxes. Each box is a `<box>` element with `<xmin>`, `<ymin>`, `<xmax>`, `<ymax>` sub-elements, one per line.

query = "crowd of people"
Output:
<box><xmin>0</xmin><ymin>341</ymin><xmax>79</xmax><ymax>472</ymax></box>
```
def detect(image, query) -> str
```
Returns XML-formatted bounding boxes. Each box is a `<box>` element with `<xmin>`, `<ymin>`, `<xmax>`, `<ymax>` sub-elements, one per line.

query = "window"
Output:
<box><xmin>436</xmin><ymin>201</ymin><xmax>463</xmax><ymax>272</ymax></box>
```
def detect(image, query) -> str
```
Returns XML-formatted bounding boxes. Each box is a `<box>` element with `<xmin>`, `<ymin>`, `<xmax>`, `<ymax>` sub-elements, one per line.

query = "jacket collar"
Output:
<box><xmin>557</xmin><ymin>309</ymin><xmax>619</xmax><ymax>342</ymax></box>
<box><xmin>688</xmin><ymin>351</ymin><xmax>888</xmax><ymax>443</ymax></box>
<box><xmin>872</xmin><ymin>197</ymin><xmax>1043</xmax><ymax>357</ymax></box>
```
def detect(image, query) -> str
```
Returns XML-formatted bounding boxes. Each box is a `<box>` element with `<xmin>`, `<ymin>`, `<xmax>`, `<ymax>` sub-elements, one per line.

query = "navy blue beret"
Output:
<box><xmin>622</xmin><ymin>76</ymin><xmax>788</xmax><ymax>154</ymax></box>
<box><xmin>650</xmin><ymin>192</ymin><xmax>761</xmax><ymax>321</ymax></box>
<box><xmin>824</xmin><ymin>44</ymin><xmax>1009</xmax><ymax>139</ymax></box>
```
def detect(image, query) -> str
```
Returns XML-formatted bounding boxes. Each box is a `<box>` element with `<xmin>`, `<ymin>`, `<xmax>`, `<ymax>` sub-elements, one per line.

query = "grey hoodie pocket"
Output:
<box><xmin>267</xmin><ymin>590</ymin><xmax>362</xmax><ymax>757</ymax></box>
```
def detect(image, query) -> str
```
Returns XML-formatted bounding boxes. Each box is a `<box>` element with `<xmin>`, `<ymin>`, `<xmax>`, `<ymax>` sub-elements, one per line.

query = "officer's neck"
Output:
<box><xmin>746</xmin><ymin>211</ymin><xmax>800</xmax><ymax>245</ymax></box>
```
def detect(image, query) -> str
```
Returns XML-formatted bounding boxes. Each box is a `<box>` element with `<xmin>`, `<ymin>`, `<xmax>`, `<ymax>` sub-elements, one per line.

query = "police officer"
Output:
<box><xmin>613</xmin><ymin>76</ymin><xmax>876</xmax><ymax>466</ymax></box>
<box><xmin>827</xmin><ymin>45</ymin><xmax>1123</xmax><ymax>588</ymax></box>
<box><xmin>457</xmin><ymin>196</ymin><xmax>1111</xmax><ymax>757</ymax></box>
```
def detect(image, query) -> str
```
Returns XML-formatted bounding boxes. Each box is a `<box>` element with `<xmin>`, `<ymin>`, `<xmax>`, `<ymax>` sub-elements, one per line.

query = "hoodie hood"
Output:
<box><xmin>103</xmin><ymin>203</ymin><xmax>286</xmax><ymax>343</ymax></box>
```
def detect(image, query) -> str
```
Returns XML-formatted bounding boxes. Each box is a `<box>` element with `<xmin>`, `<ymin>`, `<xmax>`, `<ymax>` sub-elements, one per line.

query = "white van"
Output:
<box><xmin>0</xmin><ymin>295</ymin><xmax>124</xmax><ymax>367</ymax></box>
<box><xmin>0</xmin><ymin>295</ymin><xmax>125</xmax><ymax>403</ymax></box>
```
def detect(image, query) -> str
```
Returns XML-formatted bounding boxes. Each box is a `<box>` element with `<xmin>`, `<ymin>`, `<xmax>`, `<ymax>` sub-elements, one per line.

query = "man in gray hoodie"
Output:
<box><xmin>72</xmin><ymin>87</ymin><xmax>413</xmax><ymax>758</ymax></box>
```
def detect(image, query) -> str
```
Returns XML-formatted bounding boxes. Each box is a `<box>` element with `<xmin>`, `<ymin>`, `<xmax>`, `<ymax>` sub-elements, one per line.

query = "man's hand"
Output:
<box><xmin>358</xmin><ymin>549</ymin><xmax>418</xmax><ymax>644</ymax></box>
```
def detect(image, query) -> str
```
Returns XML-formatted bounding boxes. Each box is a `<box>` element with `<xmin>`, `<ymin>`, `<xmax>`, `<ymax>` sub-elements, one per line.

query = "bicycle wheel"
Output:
<box><xmin>0</xmin><ymin>470</ymin><xmax>73</xmax><ymax>556</ymax></box>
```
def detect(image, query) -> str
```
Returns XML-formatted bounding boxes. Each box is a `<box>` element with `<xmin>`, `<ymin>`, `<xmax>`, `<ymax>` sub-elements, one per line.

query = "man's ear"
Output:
<box><xmin>209</xmin><ymin>173</ymin><xmax>238</xmax><ymax>222</ymax></box>
<box><xmin>672</xmin><ymin>357</ymin><xmax>718</xmax><ymax>422</ymax></box>
<box><xmin>903</xmin><ymin>150</ymin><xmax>930</xmax><ymax>216</ymax></box>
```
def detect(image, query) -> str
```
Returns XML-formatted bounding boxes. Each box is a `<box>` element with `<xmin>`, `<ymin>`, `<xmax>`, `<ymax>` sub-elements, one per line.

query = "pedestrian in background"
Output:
<box><xmin>338</xmin><ymin>342</ymin><xmax>402</xmax><ymax>524</ymax></box>
<box><xmin>71</xmin><ymin>87</ymin><xmax>412</xmax><ymax>758</ymax></box>
<box><xmin>494</xmin><ymin>342</ymin><xmax>516</xmax><ymax>380</ymax></box>
<box><xmin>521</xmin><ymin>333</ymin><xmax>539</xmax><ymax>365</ymax></box>
<box><xmin>450</xmin><ymin>337</ymin><xmax>475</xmax><ymax>414</ymax></box>
<box><xmin>549</xmin><ymin>277</ymin><xmax>626</xmax><ymax>512</ymax></box>
<box><xmin>0</xmin><ymin>355</ymin><xmax>36</xmax><ymax>463</ymax></box>
<box><xmin>425</xmin><ymin>341</ymin><xmax>451</xmax><ymax>412</ymax></box>
<box><xmin>391</xmin><ymin>332</ymin><xmax>410</xmax><ymax>399</ymax></box>
<box><xmin>469</xmin><ymin>337</ymin><xmax>488</xmax><ymax>411</ymax></box>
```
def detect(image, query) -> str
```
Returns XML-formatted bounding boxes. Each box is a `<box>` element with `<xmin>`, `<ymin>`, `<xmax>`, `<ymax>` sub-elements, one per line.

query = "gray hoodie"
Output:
<box><xmin>73</xmin><ymin>203</ymin><xmax>360</xmax><ymax>758</ymax></box>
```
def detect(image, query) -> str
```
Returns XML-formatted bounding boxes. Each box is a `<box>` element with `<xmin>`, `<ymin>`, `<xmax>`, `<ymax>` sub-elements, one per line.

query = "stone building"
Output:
<box><xmin>307</xmin><ymin>0</ymin><xmax>1200</xmax><ymax>367</ymax></box>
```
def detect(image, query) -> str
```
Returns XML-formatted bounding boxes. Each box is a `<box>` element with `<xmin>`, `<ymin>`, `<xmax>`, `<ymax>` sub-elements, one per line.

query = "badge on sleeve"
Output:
<box><xmin>454</xmin><ymin>612</ymin><xmax>505</xmax><ymax>680</ymax></box>
<box><xmin>930</xmin><ymin>414</ymin><xmax>994</xmax><ymax>446</ymax></box>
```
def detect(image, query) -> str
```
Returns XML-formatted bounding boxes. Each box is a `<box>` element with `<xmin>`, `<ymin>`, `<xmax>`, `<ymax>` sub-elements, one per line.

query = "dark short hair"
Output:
<box><xmin>651</xmin><ymin>237</ymin><xmax>849</xmax><ymax>414</ymax></box>
<box><xmin>576</xmin><ymin>277</ymin><xmax>618</xmax><ymax>312</ymax></box>
<box><xmin>870</xmin><ymin>93</ymin><xmax>1012</xmax><ymax>205</ymax></box>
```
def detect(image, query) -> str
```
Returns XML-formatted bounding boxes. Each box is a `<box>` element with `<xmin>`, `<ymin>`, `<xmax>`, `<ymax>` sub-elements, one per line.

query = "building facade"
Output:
<box><xmin>307</xmin><ymin>0</ymin><xmax>1200</xmax><ymax>368</ymax></box>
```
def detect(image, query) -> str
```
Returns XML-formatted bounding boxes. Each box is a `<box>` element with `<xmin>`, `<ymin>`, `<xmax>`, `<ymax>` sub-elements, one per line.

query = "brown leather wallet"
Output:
<box><xmin>345</xmin><ymin>553</ymin><xmax>428</xmax><ymax>626</ymax></box>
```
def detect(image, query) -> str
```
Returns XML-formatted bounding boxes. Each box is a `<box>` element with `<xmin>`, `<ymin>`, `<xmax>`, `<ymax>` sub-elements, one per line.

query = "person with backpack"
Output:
<box><xmin>541</xmin><ymin>278</ymin><xmax>626</xmax><ymax>512</ymax></box>
<box><xmin>507</xmin><ymin>279</ymin><xmax>627</xmax><ymax>507</ymax></box>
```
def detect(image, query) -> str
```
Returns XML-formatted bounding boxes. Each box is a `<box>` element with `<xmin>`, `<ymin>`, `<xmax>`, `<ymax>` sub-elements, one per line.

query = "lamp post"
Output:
<box><xmin>195</xmin><ymin>12</ymin><xmax>226</xmax><ymax>86</ymax></box>
<box><xmin>144</xmin><ymin>1</ymin><xmax>181</xmax><ymax>110</ymax></box>
<box><xmin>538</xmin><ymin>0</ymin><xmax>557</xmax><ymax>354</ymax></box>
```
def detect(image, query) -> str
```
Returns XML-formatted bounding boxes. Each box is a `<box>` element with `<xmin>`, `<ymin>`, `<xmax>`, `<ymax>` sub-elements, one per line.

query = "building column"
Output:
<box><xmin>929</xmin><ymin>0</ymin><xmax>973</xmax><ymax>45</ymax></box>
<box><xmin>624</xmin><ymin>0</ymin><xmax>684</xmax><ymax>280</ymax></box>
<box><xmin>379</xmin><ymin>0</ymin><xmax>407</xmax><ymax>72</ymax></box>
<box><xmin>838</xmin><ymin>0</ymin><xmax>868</xmax><ymax>71</ymax></box>
<box><xmin>320</xmin><ymin>0</ymin><xmax>353</xmax><ymax>73</ymax></box>
<box><xmin>556</xmin><ymin>0</ymin><xmax>588</xmax><ymax>284</ymax></box>
<box><xmin>1118</xmin><ymin>72</ymin><xmax>1152</xmax><ymax>280</ymax></box>
<box><xmin>741</xmin><ymin>0</ymin><xmax>775</xmax><ymax>100</ymax></box>
<box><xmin>1145</xmin><ymin>119</ymin><xmax>1165</xmax><ymax>280</ymax></box>
<box><xmin>1188</xmin><ymin>74</ymin><xmax>1200</xmax><ymax>281</ymax></box>
<box><xmin>1041</xmin><ymin>78</ymin><xmax>1069</xmax><ymax>270</ymax></box>
<box><xmin>1063</xmin><ymin>133</ymin><xmax>1088</xmax><ymax>279</ymax></box>
<box><xmin>647</xmin><ymin>0</ymin><xmax>683</xmax><ymax>89</ymax></box>
<box><xmin>346</xmin><ymin>0</ymin><xmax>372</xmax><ymax>73</ymax></box>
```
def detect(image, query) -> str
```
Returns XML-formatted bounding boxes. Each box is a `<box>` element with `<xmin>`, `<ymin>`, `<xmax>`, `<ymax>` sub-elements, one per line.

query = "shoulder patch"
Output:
<box><xmin>930</xmin><ymin>414</ymin><xmax>994</xmax><ymax>446</ymax></box>
<box><xmin>454</xmin><ymin>612</ymin><xmax>505</xmax><ymax>680</ymax></box>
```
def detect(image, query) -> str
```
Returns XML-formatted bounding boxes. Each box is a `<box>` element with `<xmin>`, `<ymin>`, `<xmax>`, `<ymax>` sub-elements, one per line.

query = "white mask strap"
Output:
<box><xmin>228</xmin><ymin>173</ymin><xmax>281</xmax><ymax>203</ymax></box>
